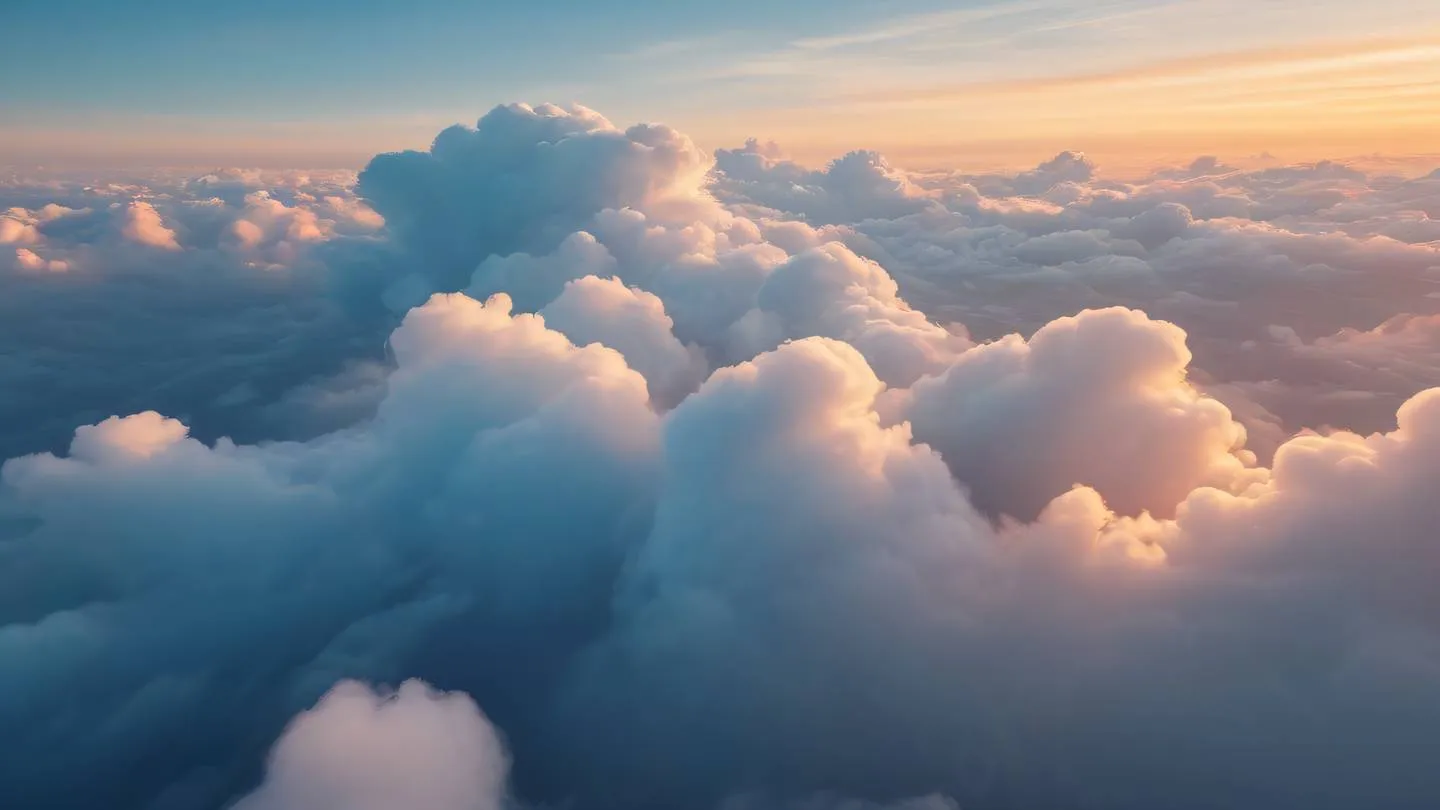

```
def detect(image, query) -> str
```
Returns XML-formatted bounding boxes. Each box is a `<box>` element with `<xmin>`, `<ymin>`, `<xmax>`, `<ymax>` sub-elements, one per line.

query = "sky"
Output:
<box><xmin>3</xmin><ymin>0</ymin><xmax>1438</xmax><ymax>170</ymax></box>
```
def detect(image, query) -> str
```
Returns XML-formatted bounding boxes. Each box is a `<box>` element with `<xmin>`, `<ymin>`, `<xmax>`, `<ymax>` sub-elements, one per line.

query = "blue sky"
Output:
<box><xmin>3</xmin><ymin>0</ymin><xmax>1436</xmax><ymax>168</ymax></box>
<box><xmin>2</xmin><ymin>0</ymin><xmax>878</xmax><ymax>116</ymax></box>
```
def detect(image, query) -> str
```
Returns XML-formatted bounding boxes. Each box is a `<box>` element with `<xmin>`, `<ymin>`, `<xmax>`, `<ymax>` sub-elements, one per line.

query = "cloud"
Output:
<box><xmin>900</xmin><ymin>306</ymin><xmax>1257</xmax><ymax>520</ymax></box>
<box><xmin>223</xmin><ymin>190</ymin><xmax>381</xmax><ymax>267</ymax></box>
<box><xmin>552</xmin><ymin>335</ymin><xmax>1440</xmax><ymax>810</ymax></box>
<box><xmin>231</xmin><ymin>680</ymin><xmax>510</xmax><ymax>810</ymax></box>
<box><xmin>728</xmin><ymin>243</ymin><xmax>970</xmax><ymax>386</ymax></box>
<box><xmin>976</xmin><ymin>150</ymin><xmax>1098</xmax><ymax>197</ymax></box>
<box><xmin>0</xmin><ymin>169</ymin><xmax>391</xmax><ymax>460</ymax></box>
<box><xmin>4</xmin><ymin>104</ymin><xmax>1440</xmax><ymax>810</ymax></box>
<box><xmin>120</xmin><ymin>201</ymin><xmax>180</xmax><ymax>250</ymax></box>
<box><xmin>1196</xmin><ymin>312</ymin><xmax>1440</xmax><ymax>457</ymax></box>
<box><xmin>2</xmin><ymin>205</ymin><xmax>84</xmax><ymax>269</ymax></box>
<box><xmin>540</xmin><ymin>275</ymin><xmax>708</xmax><ymax>409</ymax></box>
<box><xmin>234</xmin><ymin>677</ymin><xmax>963</xmax><ymax>810</ymax></box>
<box><xmin>358</xmin><ymin>103</ymin><xmax>715</xmax><ymax>300</ymax></box>
<box><xmin>470</xmin><ymin>230</ymin><xmax>620</xmax><ymax>313</ymax></box>
<box><xmin>1</xmin><ymin>213</ymin><xmax>41</xmax><ymax>245</ymax></box>
<box><xmin>712</xmin><ymin>142</ymin><xmax>938</xmax><ymax>224</ymax></box>
<box><xmin>0</xmin><ymin>288</ymin><xmax>660</xmax><ymax>809</ymax></box>
<box><xmin>765</xmin><ymin>149</ymin><xmax>1440</xmax><ymax>449</ymax></box>
<box><xmin>10</xmin><ymin>247</ymin><xmax>68</xmax><ymax>272</ymax></box>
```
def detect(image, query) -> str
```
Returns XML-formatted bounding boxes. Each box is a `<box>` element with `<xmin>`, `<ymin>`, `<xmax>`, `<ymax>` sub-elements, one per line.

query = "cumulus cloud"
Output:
<box><xmin>120</xmin><ymin>200</ymin><xmax>181</xmax><ymax>249</ymax></box>
<box><xmin>551</xmin><ymin>336</ymin><xmax>1440</xmax><ymax>810</ymax></box>
<box><xmin>1</xmin><ymin>213</ymin><xmax>41</xmax><ymax>245</ymax></box>
<box><xmin>223</xmin><ymin>190</ymin><xmax>379</xmax><ymax>267</ymax></box>
<box><xmin>728</xmin><ymin>243</ymin><xmax>970</xmax><ymax>386</ymax></box>
<box><xmin>730</xmin><ymin>147</ymin><xmax>1440</xmax><ymax>449</ymax></box>
<box><xmin>901</xmin><ymin>306</ymin><xmax>1257</xmax><ymax>520</ymax></box>
<box><xmin>0</xmin><ymin>168</ymin><xmax>389</xmax><ymax>460</ymax></box>
<box><xmin>4</xmin><ymin>102</ymin><xmax>1440</xmax><ymax>810</ymax></box>
<box><xmin>963</xmin><ymin>150</ymin><xmax>1098</xmax><ymax>197</ymax></box>
<box><xmin>1</xmin><ymin>205</ymin><xmax>83</xmax><ymax>271</ymax></box>
<box><xmin>0</xmin><ymin>288</ymin><xmax>659</xmax><ymax>809</ymax></box>
<box><xmin>540</xmin><ymin>275</ymin><xmax>707</xmax><ymax>409</ymax></box>
<box><xmin>712</xmin><ymin>141</ymin><xmax>938</xmax><ymax>224</ymax></box>
<box><xmin>359</xmin><ymin>102</ymin><xmax>716</xmax><ymax>299</ymax></box>
<box><xmin>231</xmin><ymin>680</ymin><xmax>510</xmax><ymax>810</ymax></box>
<box><xmin>470</xmin><ymin>230</ymin><xmax>620</xmax><ymax>313</ymax></box>
<box><xmin>11</xmin><ymin>247</ymin><xmax>68</xmax><ymax>272</ymax></box>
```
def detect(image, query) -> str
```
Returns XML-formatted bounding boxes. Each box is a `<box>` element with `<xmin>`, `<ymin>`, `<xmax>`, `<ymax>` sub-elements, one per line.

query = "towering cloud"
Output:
<box><xmin>359</xmin><ymin>103</ymin><xmax>715</xmax><ymax>299</ymax></box>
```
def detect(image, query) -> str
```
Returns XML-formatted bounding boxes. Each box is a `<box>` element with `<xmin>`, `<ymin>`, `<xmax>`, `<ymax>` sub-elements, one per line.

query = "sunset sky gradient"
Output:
<box><xmin>4</xmin><ymin>0</ymin><xmax>1437</xmax><ymax>170</ymax></box>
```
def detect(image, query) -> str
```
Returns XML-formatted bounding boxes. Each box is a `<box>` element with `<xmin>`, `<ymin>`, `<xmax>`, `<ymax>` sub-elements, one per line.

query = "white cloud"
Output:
<box><xmin>541</xmin><ymin>275</ymin><xmax>707</xmax><ymax>409</ymax></box>
<box><xmin>120</xmin><ymin>201</ymin><xmax>180</xmax><ymax>250</ymax></box>
<box><xmin>728</xmin><ymin>243</ymin><xmax>970</xmax><ymax>386</ymax></box>
<box><xmin>712</xmin><ymin>142</ymin><xmax>938</xmax><ymax>224</ymax></box>
<box><xmin>557</xmin><ymin>334</ymin><xmax>1440</xmax><ymax>810</ymax></box>
<box><xmin>359</xmin><ymin>103</ymin><xmax>719</xmax><ymax>294</ymax></box>
<box><xmin>232</xmin><ymin>680</ymin><xmax>510</xmax><ymax>810</ymax></box>
<box><xmin>11</xmin><ymin>247</ymin><xmax>67</xmax><ymax>272</ymax></box>
<box><xmin>0</xmin><ymin>214</ymin><xmax>41</xmax><ymax>245</ymax></box>
<box><xmin>4</xmin><ymin>104</ymin><xmax>1440</xmax><ymax>810</ymax></box>
<box><xmin>902</xmin><ymin>306</ymin><xmax>1258</xmax><ymax>519</ymax></box>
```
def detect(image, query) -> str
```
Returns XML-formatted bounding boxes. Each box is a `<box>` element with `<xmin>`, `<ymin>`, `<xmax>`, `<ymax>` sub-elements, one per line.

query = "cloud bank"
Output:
<box><xmin>2</xmin><ymin>103</ymin><xmax>1439</xmax><ymax>810</ymax></box>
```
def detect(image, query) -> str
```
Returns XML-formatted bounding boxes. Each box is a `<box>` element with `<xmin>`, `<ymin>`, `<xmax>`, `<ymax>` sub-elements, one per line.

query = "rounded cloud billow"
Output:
<box><xmin>3</xmin><ymin>103</ymin><xmax>1440</xmax><ymax>810</ymax></box>
<box><xmin>358</xmin><ymin>103</ymin><xmax>717</xmax><ymax>302</ymax></box>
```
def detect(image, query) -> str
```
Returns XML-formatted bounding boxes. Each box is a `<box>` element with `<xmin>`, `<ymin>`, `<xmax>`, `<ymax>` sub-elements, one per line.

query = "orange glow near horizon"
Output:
<box><xmin>685</xmin><ymin>32</ymin><xmax>1440</xmax><ymax>173</ymax></box>
<box><xmin>4</xmin><ymin>30</ymin><xmax>1438</xmax><ymax>176</ymax></box>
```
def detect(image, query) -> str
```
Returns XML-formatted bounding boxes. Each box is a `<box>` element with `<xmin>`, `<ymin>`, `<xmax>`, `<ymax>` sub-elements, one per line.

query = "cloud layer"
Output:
<box><xmin>3</xmin><ymin>104</ymin><xmax>1440</xmax><ymax>810</ymax></box>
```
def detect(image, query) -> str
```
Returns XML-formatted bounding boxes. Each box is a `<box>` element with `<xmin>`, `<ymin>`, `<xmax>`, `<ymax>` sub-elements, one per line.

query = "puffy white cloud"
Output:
<box><xmin>713</xmin><ymin>142</ymin><xmax>939</xmax><ymax>224</ymax></box>
<box><xmin>902</xmin><ymin>307</ymin><xmax>1258</xmax><ymax>519</ymax></box>
<box><xmin>228</xmin><ymin>193</ymin><xmax>323</xmax><ymax>243</ymax></box>
<box><xmin>0</xmin><ymin>168</ymin><xmax>398</xmax><ymax>460</ymax></box>
<box><xmin>471</xmin><ymin>230</ymin><xmax>620</xmax><ymax>313</ymax></box>
<box><xmin>580</xmin><ymin>207</ymin><xmax>789</xmax><ymax>349</ymax></box>
<box><xmin>548</xmin><ymin>336</ymin><xmax>1007</xmax><ymax>806</ymax></box>
<box><xmin>1</xmin><ymin>203</ymin><xmax>83</xmax><ymax>251</ymax></box>
<box><xmin>784</xmin><ymin>150</ymin><xmax>1440</xmax><ymax>451</ymax></box>
<box><xmin>120</xmin><ymin>201</ymin><xmax>180</xmax><ymax>250</ymax></box>
<box><xmin>540</xmin><ymin>275</ymin><xmax>707</xmax><ymax>409</ymax></box>
<box><xmin>728</xmin><ymin>243</ymin><xmax>970</xmax><ymax>386</ymax></box>
<box><xmin>1</xmin><ymin>213</ymin><xmax>41</xmax><ymax>245</ymax></box>
<box><xmin>359</xmin><ymin>103</ymin><xmax>716</xmax><ymax>294</ymax></box>
<box><xmin>215</xmin><ymin>190</ymin><xmax>384</xmax><ymax>269</ymax></box>
<box><xmin>988</xmin><ymin>150</ymin><xmax>1097</xmax><ymax>196</ymax></box>
<box><xmin>553</xmin><ymin>331</ymin><xmax>1440</xmax><ymax>810</ymax></box>
<box><xmin>0</xmin><ymin>288</ymin><xmax>660</xmax><ymax>809</ymax></box>
<box><xmin>10</xmin><ymin>247</ymin><xmax>67</xmax><ymax>272</ymax></box>
<box><xmin>231</xmin><ymin>680</ymin><xmax>510</xmax><ymax>810</ymax></box>
<box><xmin>68</xmin><ymin>410</ymin><xmax>192</xmax><ymax>463</ymax></box>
